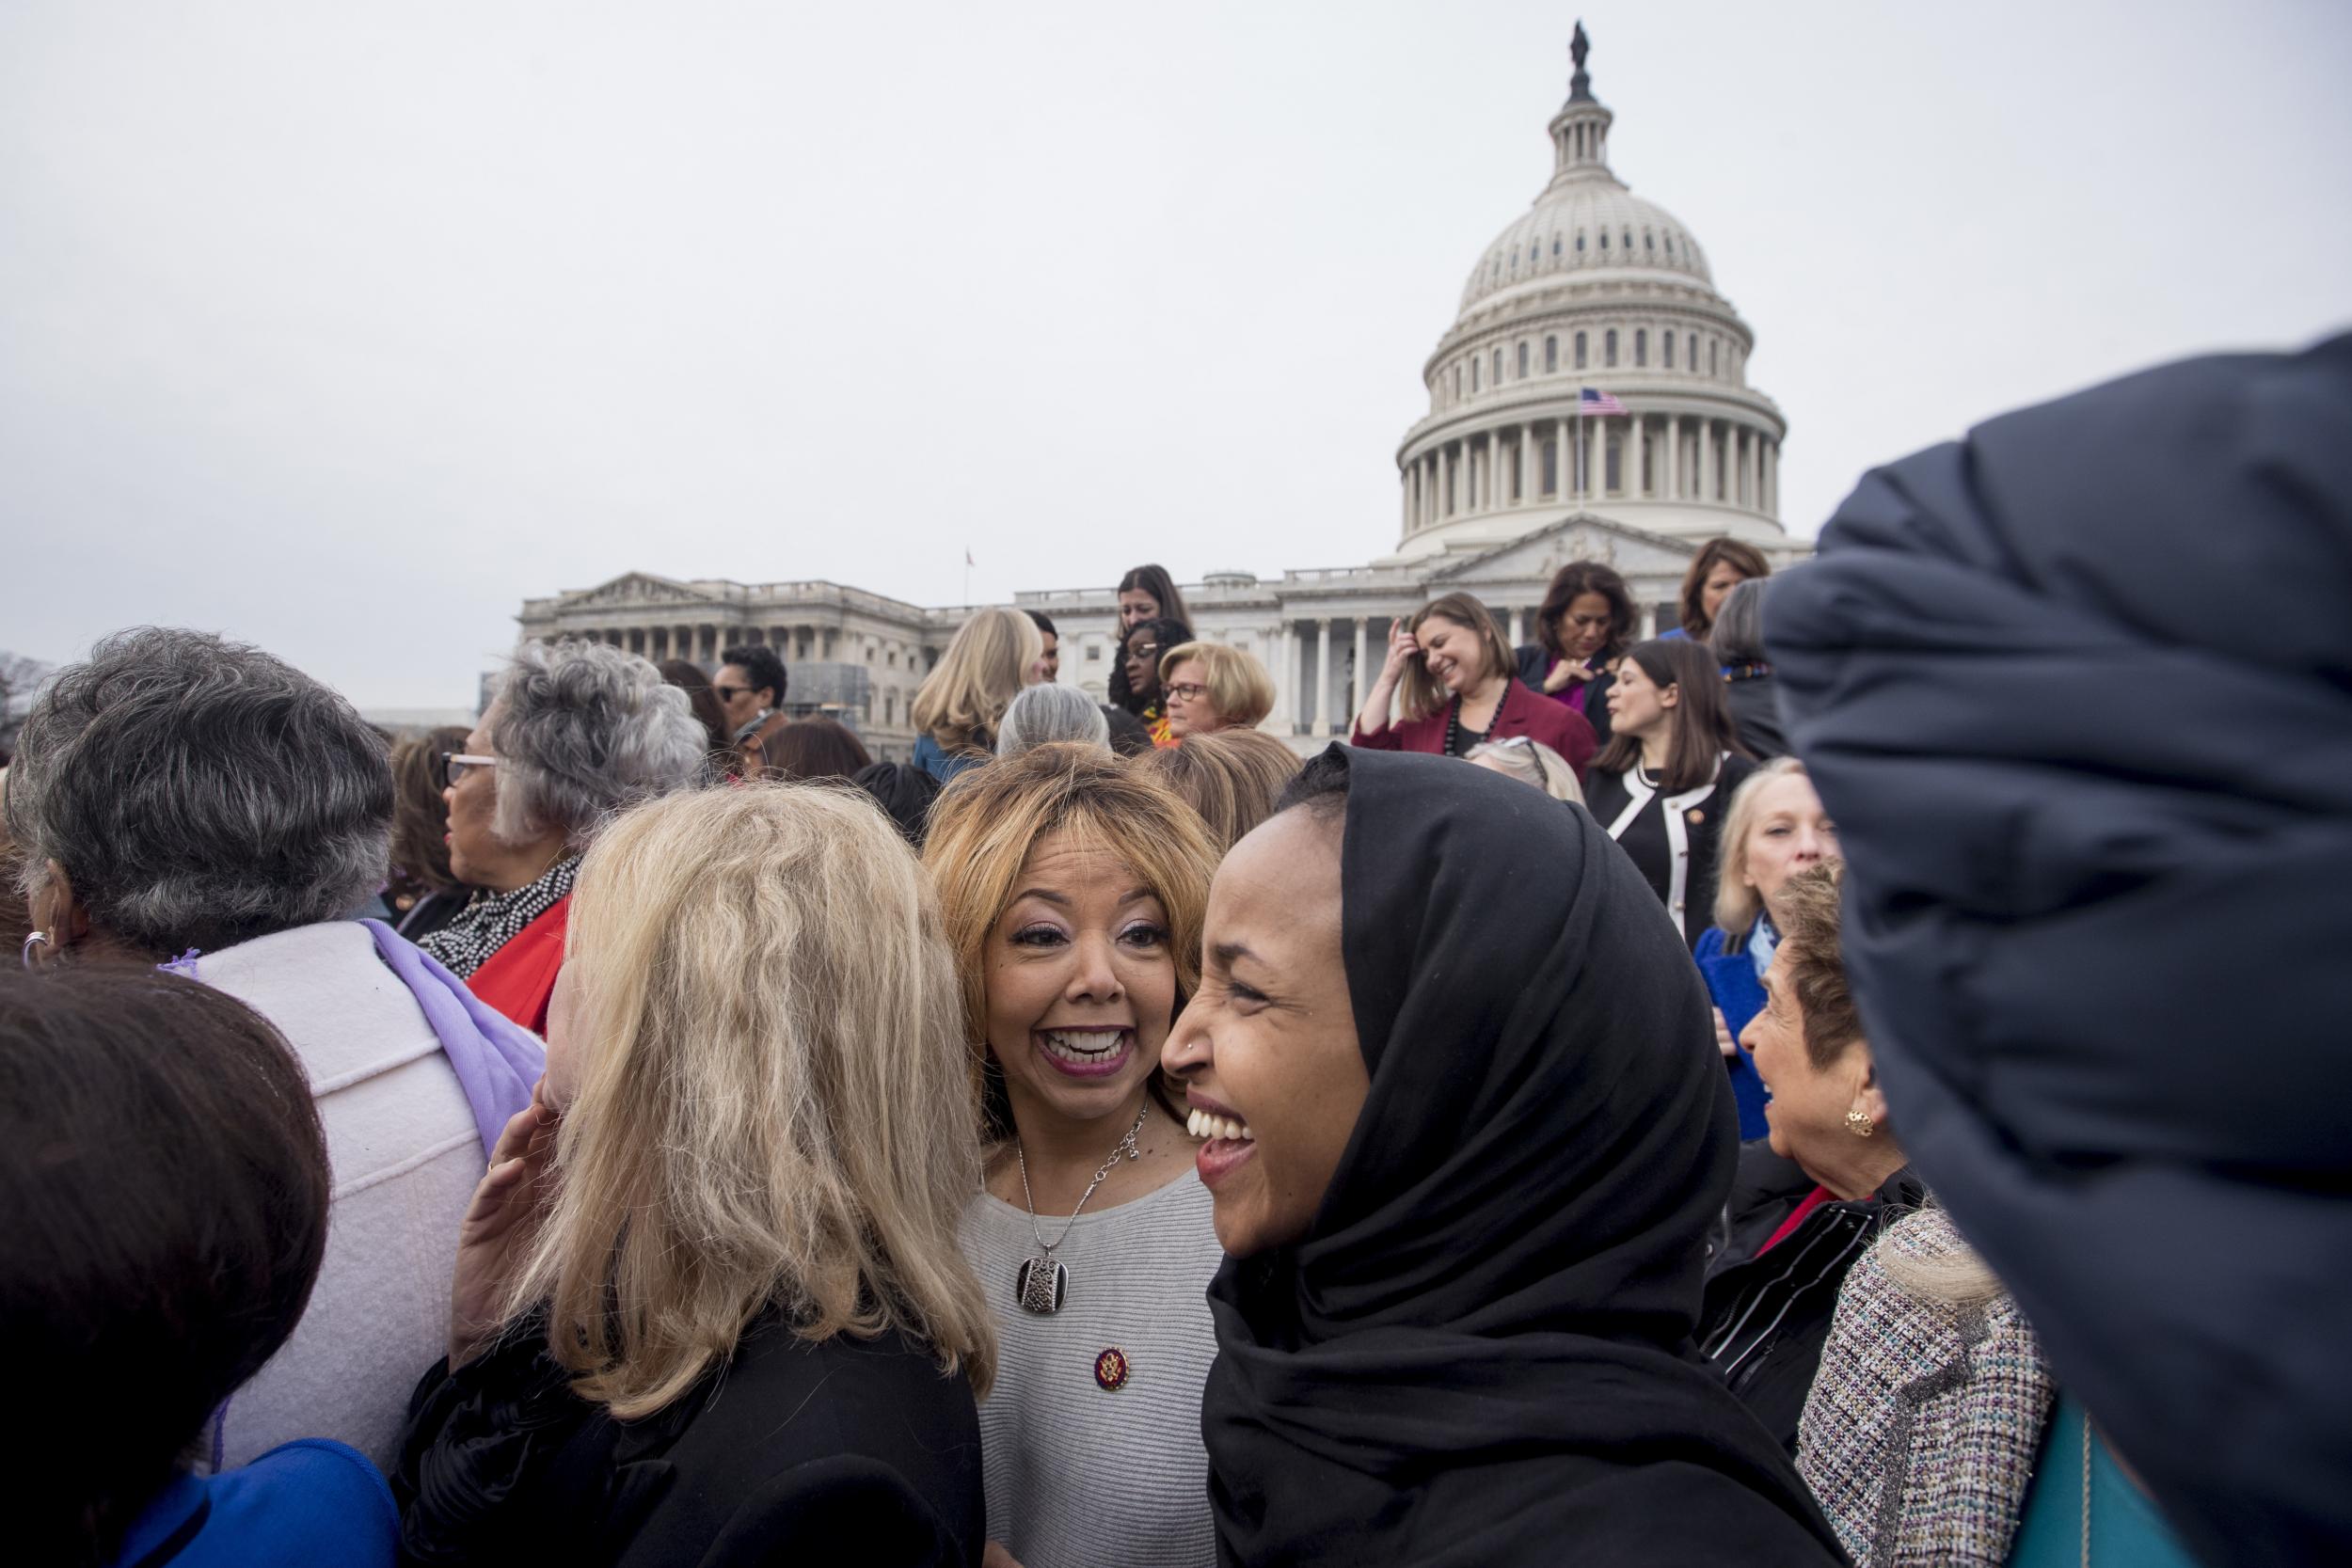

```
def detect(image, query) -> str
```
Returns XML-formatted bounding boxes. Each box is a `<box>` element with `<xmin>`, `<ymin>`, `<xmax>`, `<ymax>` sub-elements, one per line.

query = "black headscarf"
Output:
<box><xmin>1201</xmin><ymin>748</ymin><xmax>1841</xmax><ymax>1567</ymax></box>
<box><xmin>1766</xmin><ymin>334</ymin><xmax>2352</xmax><ymax>1568</ymax></box>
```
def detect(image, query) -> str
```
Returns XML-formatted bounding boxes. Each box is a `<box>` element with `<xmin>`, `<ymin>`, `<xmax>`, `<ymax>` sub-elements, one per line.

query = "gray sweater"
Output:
<box><xmin>960</xmin><ymin>1171</ymin><xmax>1224</xmax><ymax>1568</ymax></box>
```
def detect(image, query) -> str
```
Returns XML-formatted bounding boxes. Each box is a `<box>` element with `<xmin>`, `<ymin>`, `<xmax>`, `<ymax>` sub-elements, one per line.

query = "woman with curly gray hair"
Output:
<box><xmin>418</xmin><ymin>641</ymin><xmax>707</xmax><ymax>1032</ymax></box>
<box><xmin>7</xmin><ymin>626</ymin><xmax>546</xmax><ymax>1477</ymax></box>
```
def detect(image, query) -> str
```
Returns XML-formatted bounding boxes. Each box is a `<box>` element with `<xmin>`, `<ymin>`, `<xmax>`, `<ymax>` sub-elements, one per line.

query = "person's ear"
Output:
<box><xmin>1659</xmin><ymin>682</ymin><xmax>1680</xmax><ymax>709</ymax></box>
<box><xmin>36</xmin><ymin>859</ymin><xmax>93</xmax><ymax>951</ymax></box>
<box><xmin>1853</xmin><ymin>1048</ymin><xmax>1890</xmax><ymax>1130</ymax></box>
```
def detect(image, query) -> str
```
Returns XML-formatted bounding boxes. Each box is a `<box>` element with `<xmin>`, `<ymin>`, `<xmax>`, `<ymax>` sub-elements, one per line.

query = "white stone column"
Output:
<box><xmin>1485</xmin><ymin>429</ymin><xmax>1500</xmax><ymax>512</ymax></box>
<box><xmin>1666</xmin><ymin>413</ymin><xmax>1681</xmax><ymax>499</ymax></box>
<box><xmin>1751</xmin><ymin>430</ymin><xmax>1765</xmax><ymax>513</ymax></box>
<box><xmin>1270</xmin><ymin>622</ymin><xmax>1294</xmax><ymax>732</ymax></box>
<box><xmin>1518</xmin><ymin>426</ymin><xmax>1534</xmax><ymax>506</ymax></box>
<box><xmin>1508</xmin><ymin>607</ymin><xmax>1524</xmax><ymax>647</ymax></box>
<box><xmin>1352</xmin><ymin>618</ymin><xmax>1369</xmax><ymax>712</ymax></box>
<box><xmin>1314</xmin><ymin>619</ymin><xmax>1334</xmax><ymax>736</ymax></box>
<box><xmin>1554</xmin><ymin>419</ymin><xmax>1569</xmax><ymax>501</ymax></box>
<box><xmin>1587</xmin><ymin>416</ymin><xmax>1604</xmax><ymax>499</ymax></box>
<box><xmin>1698</xmin><ymin>420</ymin><xmax>1713</xmax><ymax>503</ymax></box>
<box><xmin>1441</xmin><ymin>446</ymin><xmax>1454</xmax><ymax>517</ymax></box>
<box><xmin>1766</xmin><ymin>438</ymin><xmax>1779</xmax><ymax>516</ymax></box>
<box><xmin>1401</xmin><ymin>467</ymin><xmax>1412</xmax><ymax>534</ymax></box>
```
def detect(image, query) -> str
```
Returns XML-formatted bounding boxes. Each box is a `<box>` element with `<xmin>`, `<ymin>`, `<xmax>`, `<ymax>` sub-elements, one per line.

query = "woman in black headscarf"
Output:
<box><xmin>1766</xmin><ymin>334</ymin><xmax>2352</xmax><ymax>1568</ymax></box>
<box><xmin>1161</xmin><ymin>746</ymin><xmax>1841</xmax><ymax>1566</ymax></box>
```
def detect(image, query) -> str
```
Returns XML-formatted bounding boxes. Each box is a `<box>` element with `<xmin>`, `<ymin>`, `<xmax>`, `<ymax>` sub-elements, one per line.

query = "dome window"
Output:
<box><xmin>1518</xmin><ymin>341</ymin><xmax>1530</xmax><ymax>378</ymax></box>
<box><xmin>1471</xmin><ymin>358</ymin><xmax>1481</xmax><ymax>392</ymax></box>
<box><xmin>1664</xmin><ymin>331</ymin><xmax>1676</xmax><ymax>369</ymax></box>
<box><xmin>1645</xmin><ymin>231</ymin><xmax>1655</xmax><ymax>252</ymax></box>
<box><xmin>1551</xmin><ymin>235</ymin><xmax>1562</xmax><ymax>258</ymax></box>
<box><xmin>1604</xmin><ymin>329</ymin><xmax>1618</xmax><ymax>368</ymax></box>
<box><xmin>1598</xmin><ymin>231</ymin><xmax>1609</xmax><ymax>251</ymax></box>
<box><xmin>1492</xmin><ymin>348</ymin><xmax>1502</xmax><ymax>383</ymax></box>
<box><xmin>1622</xmin><ymin>229</ymin><xmax>1632</xmax><ymax>250</ymax></box>
<box><xmin>1577</xmin><ymin>232</ymin><xmax>1587</xmax><ymax>254</ymax></box>
<box><xmin>1709</xmin><ymin>340</ymin><xmax>1720</xmax><ymax>376</ymax></box>
<box><xmin>1545</xmin><ymin>336</ymin><xmax>1558</xmax><ymax>373</ymax></box>
<box><xmin>1635</xmin><ymin>329</ymin><xmax>1647</xmax><ymax>367</ymax></box>
<box><xmin>1454</xmin><ymin>365</ymin><xmax>1463</xmax><ymax>398</ymax></box>
<box><xmin>1575</xmin><ymin>331</ymin><xmax>1588</xmax><ymax>370</ymax></box>
<box><xmin>1530</xmin><ymin>241</ymin><xmax>1540</xmax><ymax>263</ymax></box>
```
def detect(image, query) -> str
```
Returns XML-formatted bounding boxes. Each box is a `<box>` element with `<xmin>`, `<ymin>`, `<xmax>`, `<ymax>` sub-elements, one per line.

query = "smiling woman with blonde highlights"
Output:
<box><xmin>924</xmin><ymin>743</ymin><xmax>1225</xmax><ymax>1568</ymax></box>
<box><xmin>396</xmin><ymin>784</ymin><xmax>996</xmax><ymax>1566</ymax></box>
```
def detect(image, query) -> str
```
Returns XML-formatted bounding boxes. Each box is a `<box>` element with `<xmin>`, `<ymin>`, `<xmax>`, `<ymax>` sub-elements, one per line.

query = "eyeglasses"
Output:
<box><xmin>437</xmin><ymin>752</ymin><xmax>500</xmax><ymax>789</ymax></box>
<box><xmin>1165</xmin><ymin>683</ymin><xmax>1209</xmax><ymax>702</ymax></box>
<box><xmin>714</xmin><ymin>685</ymin><xmax>752</xmax><ymax>702</ymax></box>
<box><xmin>1128</xmin><ymin>643</ymin><xmax>1161</xmax><ymax>660</ymax></box>
<box><xmin>1492</xmin><ymin>735</ymin><xmax>1554</xmax><ymax>791</ymax></box>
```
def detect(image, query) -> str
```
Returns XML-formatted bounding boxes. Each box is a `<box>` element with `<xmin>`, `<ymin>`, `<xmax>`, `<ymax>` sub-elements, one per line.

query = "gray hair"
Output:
<box><xmin>486</xmin><ymin>641</ymin><xmax>710</xmax><ymax>848</ymax></box>
<box><xmin>1711</xmin><ymin>576</ymin><xmax>1771</xmax><ymax>664</ymax></box>
<box><xmin>1464</xmin><ymin>736</ymin><xmax>1585</xmax><ymax>804</ymax></box>
<box><xmin>7</xmin><ymin>627</ymin><xmax>392</xmax><ymax>955</ymax></box>
<box><xmin>994</xmin><ymin>684</ymin><xmax>1110</xmax><ymax>758</ymax></box>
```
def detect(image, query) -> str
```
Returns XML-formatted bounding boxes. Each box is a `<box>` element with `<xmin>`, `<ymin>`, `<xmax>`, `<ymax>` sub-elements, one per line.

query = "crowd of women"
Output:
<box><xmin>3</xmin><ymin>336</ymin><xmax>2346</xmax><ymax>1568</ymax></box>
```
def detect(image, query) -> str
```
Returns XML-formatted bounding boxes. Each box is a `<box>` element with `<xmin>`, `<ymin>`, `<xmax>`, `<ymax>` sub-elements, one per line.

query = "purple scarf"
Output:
<box><xmin>360</xmin><ymin>919</ymin><xmax>545</xmax><ymax>1157</ymax></box>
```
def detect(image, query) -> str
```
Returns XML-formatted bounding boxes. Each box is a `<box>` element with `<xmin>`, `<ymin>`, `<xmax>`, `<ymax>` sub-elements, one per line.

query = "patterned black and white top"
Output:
<box><xmin>416</xmin><ymin>856</ymin><xmax>580</xmax><ymax>979</ymax></box>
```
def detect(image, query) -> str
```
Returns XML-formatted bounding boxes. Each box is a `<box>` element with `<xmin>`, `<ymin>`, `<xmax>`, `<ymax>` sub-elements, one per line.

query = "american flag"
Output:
<box><xmin>1580</xmin><ymin>387</ymin><xmax>1628</xmax><ymax>416</ymax></box>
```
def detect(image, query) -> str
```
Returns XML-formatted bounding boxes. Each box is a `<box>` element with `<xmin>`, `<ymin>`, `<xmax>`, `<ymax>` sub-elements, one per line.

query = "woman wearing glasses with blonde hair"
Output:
<box><xmin>1158</xmin><ymin>641</ymin><xmax>1276</xmax><ymax>740</ymax></box>
<box><xmin>1463</xmin><ymin>735</ymin><xmax>1584</xmax><ymax>804</ymax></box>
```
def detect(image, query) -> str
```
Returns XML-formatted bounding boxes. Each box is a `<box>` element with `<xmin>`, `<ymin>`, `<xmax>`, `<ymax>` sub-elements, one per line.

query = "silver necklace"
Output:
<box><xmin>1012</xmin><ymin>1101</ymin><xmax>1149</xmax><ymax>1315</ymax></box>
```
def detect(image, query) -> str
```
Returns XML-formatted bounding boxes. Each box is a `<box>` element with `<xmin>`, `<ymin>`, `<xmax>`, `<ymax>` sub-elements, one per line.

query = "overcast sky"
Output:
<box><xmin>4</xmin><ymin>0</ymin><xmax>2347</xmax><ymax>707</ymax></box>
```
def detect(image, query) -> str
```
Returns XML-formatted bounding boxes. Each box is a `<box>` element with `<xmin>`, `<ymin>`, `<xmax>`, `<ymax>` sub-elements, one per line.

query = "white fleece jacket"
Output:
<box><xmin>199</xmin><ymin>921</ymin><xmax>487</xmax><ymax>1471</ymax></box>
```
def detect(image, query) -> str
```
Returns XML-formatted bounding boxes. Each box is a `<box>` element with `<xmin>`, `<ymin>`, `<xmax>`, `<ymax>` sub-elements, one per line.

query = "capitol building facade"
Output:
<box><xmin>518</xmin><ymin>36</ymin><xmax>1802</xmax><ymax>759</ymax></box>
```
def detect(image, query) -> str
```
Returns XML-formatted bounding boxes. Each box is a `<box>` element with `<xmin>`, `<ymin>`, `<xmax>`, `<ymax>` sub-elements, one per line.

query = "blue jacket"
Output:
<box><xmin>1692</xmin><ymin>925</ymin><xmax>1772</xmax><ymax>1140</ymax></box>
<box><xmin>1767</xmin><ymin>334</ymin><xmax>2352</xmax><ymax>1568</ymax></box>
<box><xmin>911</xmin><ymin>732</ymin><xmax>985</xmax><ymax>784</ymax></box>
<box><xmin>111</xmin><ymin>1440</ymin><xmax>394</xmax><ymax>1568</ymax></box>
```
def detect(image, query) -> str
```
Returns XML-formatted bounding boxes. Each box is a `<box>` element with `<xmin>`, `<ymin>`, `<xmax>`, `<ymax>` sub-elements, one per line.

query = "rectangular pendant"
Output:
<box><xmin>1016</xmin><ymin>1255</ymin><xmax>1068</xmax><ymax>1315</ymax></box>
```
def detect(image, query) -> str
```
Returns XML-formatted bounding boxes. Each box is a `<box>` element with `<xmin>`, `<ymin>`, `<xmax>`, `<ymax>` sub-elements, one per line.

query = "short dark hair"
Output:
<box><xmin>1592</xmin><ymin>638</ymin><xmax>1748</xmax><ymax>791</ymax></box>
<box><xmin>852</xmin><ymin>761</ymin><xmax>943</xmax><ymax>849</ymax></box>
<box><xmin>1100</xmin><ymin>704</ymin><xmax>1153</xmax><ymax>757</ymax></box>
<box><xmin>389</xmin><ymin>725</ymin><xmax>469</xmax><ymax>897</ymax></box>
<box><xmin>1274</xmin><ymin>743</ymin><xmax>1351</xmax><ymax>829</ymax></box>
<box><xmin>5</xmin><ymin>627</ymin><xmax>394</xmax><ymax>957</ymax></box>
<box><xmin>760</xmin><ymin>717</ymin><xmax>874</xmax><ymax>782</ymax></box>
<box><xmin>1772</xmin><ymin>861</ymin><xmax>1862</xmax><ymax>1068</ymax></box>
<box><xmin>718</xmin><ymin>644</ymin><xmax>787</xmax><ymax>708</ymax></box>
<box><xmin>1676</xmin><ymin>537</ymin><xmax>1772</xmax><ymax>641</ymax></box>
<box><xmin>657</xmin><ymin>657</ymin><xmax>732</xmax><ymax>759</ymax></box>
<box><xmin>1535</xmin><ymin>561</ymin><xmax>1637</xmax><ymax>662</ymax></box>
<box><xmin>4</xmin><ymin>966</ymin><xmax>329</xmax><ymax>1566</ymax></box>
<box><xmin>1118</xmin><ymin>564</ymin><xmax>1190</xmax><ymax>627</ymax></box>
<box><xmin>1024</xmin><ymin>609</ymin><xmax>1058</xmax><ymax>640</ymax></box>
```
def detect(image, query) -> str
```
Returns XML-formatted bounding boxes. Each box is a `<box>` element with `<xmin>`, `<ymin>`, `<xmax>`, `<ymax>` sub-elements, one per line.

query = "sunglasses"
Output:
<box><xmin>1492</xmin><ymin>735</ymin><xmax>1554</xmax><ymax>792</ymax></box>
<box><xmin>437</xmin><ymin>752</ymin><xmax>500</xmax><ymax>789</ymax></box>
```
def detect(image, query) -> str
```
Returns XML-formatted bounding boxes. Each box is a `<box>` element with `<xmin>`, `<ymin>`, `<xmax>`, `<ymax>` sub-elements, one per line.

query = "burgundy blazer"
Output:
<box><xmin>1350</xmin><ymin>676</ymin><xmax>1598</xmax><ymax>779</ymax></box>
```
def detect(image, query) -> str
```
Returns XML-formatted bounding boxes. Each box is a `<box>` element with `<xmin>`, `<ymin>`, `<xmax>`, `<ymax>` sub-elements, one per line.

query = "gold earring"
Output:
<box><xmin>1845</xmin><ymin>1109</ymin><xmax>1876</xmax><ymax>1138</ymax></box>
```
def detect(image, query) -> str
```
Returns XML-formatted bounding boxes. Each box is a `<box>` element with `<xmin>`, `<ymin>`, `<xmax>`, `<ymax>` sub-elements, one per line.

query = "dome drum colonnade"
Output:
<box><xmin>1392</xmin><ymin>31</ymin><xmax>1788</xmax><ymax>557</ymax></box>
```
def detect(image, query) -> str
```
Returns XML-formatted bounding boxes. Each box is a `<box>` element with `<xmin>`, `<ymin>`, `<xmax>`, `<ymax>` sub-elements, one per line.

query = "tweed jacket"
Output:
<box><xmin>1797</xmin><ymin>1209</ymin><xmax>2055</xmax><ymax>1568</ymax></box>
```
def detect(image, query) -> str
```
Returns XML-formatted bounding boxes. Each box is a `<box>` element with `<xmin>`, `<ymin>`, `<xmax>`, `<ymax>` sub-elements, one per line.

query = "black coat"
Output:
<box><xmin>1698</xmin><ymin>1143</ymin><xmax>1924</xmax><ymax>1450</ymax></box>
<box><xmin>1767</xmin><ymin>334</ymin><xmax>2352</xmax><ymax>1566</ymax></box>
<box><xmin>1584</xmin><ymin>753</ymin><xmax>1757</xmax><ymax>948</ymax></box>
<box><xmin>1515</xmin><ymin>643</ymin><xmax>1616</xmax><ymax>746</ymax></box>
<box><xmin>394</xmin><ymin>1314</ymin><xmax>983</xmax><ymax>1567</ymax></box>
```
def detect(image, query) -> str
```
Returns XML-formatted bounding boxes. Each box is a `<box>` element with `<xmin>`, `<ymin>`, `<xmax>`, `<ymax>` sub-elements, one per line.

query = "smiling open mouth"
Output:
<box><xmin>1185</xmin><ymin>1108</ymin><xmax>1252</xmax><ymax>1143</ymax></box>
<box><xmin>1035</xmin><ymin>1028</ymin><xmax>1133</xmax><ymax>1078</ymax></box>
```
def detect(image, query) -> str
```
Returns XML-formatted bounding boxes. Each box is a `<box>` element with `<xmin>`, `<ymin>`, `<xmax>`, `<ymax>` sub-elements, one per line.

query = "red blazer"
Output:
<box><xmin>467</xmin><ymin>894</ymin><xmax>570</xmax><ymax>1036</ymax></box>
<box><xmin>1350</xmin><ymin>677</ymin><xmax>1598</xmax><ymax>779</ymax></box>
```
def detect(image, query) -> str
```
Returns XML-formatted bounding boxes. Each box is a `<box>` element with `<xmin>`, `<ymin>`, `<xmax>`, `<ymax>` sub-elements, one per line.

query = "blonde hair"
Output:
<box><xmin>1873</xmin><ymin>1205</ymin><xmax>2007</xmax><ymax>1309</ymax></box>
<box><xmin>508</xmin><ymin>784</ymin><xmax>994</xmax><ymax>1417</ymax></box>
<box><xmin>923</xmin><ymin>744</ymin><xmax>1219</xmax><ymax>1131</ymax></box>
<box><xmin>1464</xmin><ymin>737</ymin><xmax>1584</xmax><ymax>804</ymax></box>
<box><xmin>1156</xmin><ymin>641</ymin><xmax>1276</xmax><ymax>731</ymax></box>
<box><xmin>1395</xmin><ymin>593</ymin><xmax>1513</xmax><ymax>722</ymax></box>
<box><xmin>1712</xmin><ymin>756</ymin><xmax>1811</xmax><ymax>941</ymax></box>
<box><xmin>1135</xmin><ymin>730</ymin><xmax>1303</xmax><ymax>852</ymax></box>
<box><xmin>912</xmin><ymin>609</ymin><xmax>1043</xmax><ymax>756</ymax></box>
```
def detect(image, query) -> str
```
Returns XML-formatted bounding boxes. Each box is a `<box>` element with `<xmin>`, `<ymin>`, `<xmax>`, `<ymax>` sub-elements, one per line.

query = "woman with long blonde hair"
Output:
<box><xmin>924</xmin><ymin>744</ymin><xmax>1225</xmax><ymax>1568</ymax></box>
<box><xmin>913</xmin><ymin>608</ymin><xmax>1046</xmax><ymax>784</ymax></box>
<box><xmin>398</xmin><ymin>784</ymin><xmax>996</xmax><ymax>1566</ymax></box>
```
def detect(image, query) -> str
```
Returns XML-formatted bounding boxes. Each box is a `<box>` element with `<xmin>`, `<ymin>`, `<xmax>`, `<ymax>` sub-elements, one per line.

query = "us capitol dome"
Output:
<box><xmin>1391</xmin><ymin>24</ymin><xmax>1789</xmax><ymax>560</ymax></box>
<box><xmin>516</xmin><ymin>26</ymin><xmax>1798</xmax><ymax>755</ymax></box>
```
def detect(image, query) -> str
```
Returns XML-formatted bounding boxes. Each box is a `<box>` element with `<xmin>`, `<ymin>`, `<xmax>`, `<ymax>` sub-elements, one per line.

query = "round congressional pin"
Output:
<box><xmin>1094</xmin><ymin>1347</ymin><xmax>1130</xmax><ymax>1392</ymax></box>
<box><xmin>1686</xmin><ymin>807</ymin><xmax>1707</xmax><ymax>824</ymax></box>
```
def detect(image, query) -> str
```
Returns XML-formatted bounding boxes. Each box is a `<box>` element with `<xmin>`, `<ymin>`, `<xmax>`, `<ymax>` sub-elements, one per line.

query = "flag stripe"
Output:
<box><xmin>1580</xmin><ymin>388</ymin><xmax>1629</xmax><ymax>415</ymax></box>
